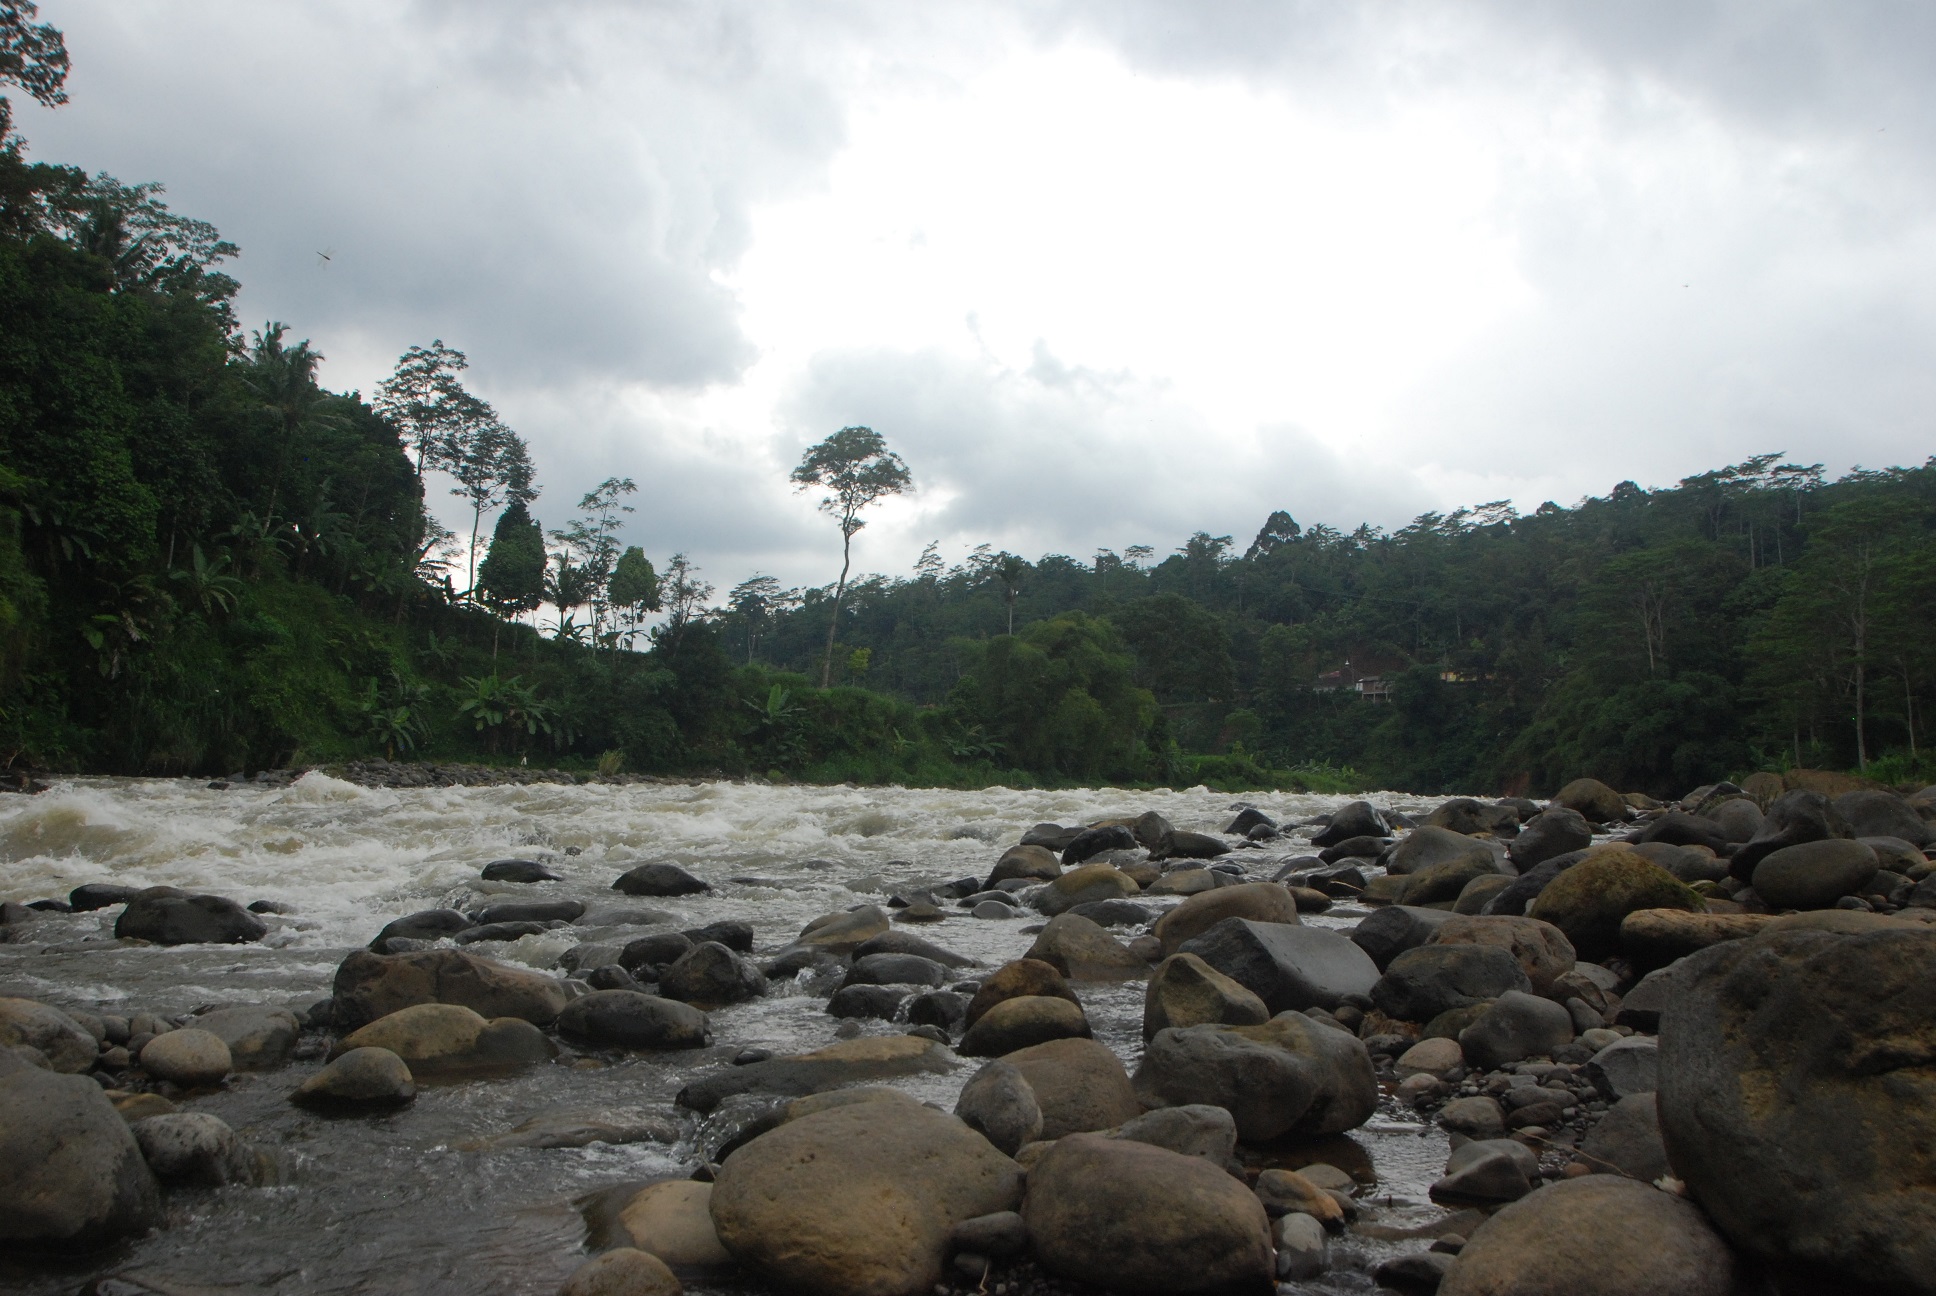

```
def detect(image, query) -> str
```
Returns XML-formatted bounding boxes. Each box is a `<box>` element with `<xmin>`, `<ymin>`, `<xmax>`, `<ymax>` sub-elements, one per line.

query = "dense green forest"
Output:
<box><xmin>2</xmin><ymin>8</ymin><xmax>1932</xmax><ymax>796</ymax></box>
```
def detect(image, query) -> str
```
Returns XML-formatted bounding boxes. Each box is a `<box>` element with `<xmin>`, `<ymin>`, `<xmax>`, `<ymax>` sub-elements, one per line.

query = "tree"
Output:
<box><xmin>994</xmin><ymin>552</ymin><xmax>1027</xmax><ymax>634</ymax></box>
<box><xmin>608</xmin><ymin>546</ymin><xmax>661</xmax><ymax>649</ymax></box>
<box><xmin>374</xmin><ymin>340</ymin><xmax>476</xmax><ymax>482</ymax></box>
<box><xmin>477</xmin><ymin>500</ymin><xmax>546</xmax><ymax>620</ymax></box>
<box><xmin>654</xmin><ymin>552</ymin><xmax>713</xmax><ymax>652</ymax></box>
<box><xmin>549</xmin><ymin>477</ymin><xmax>636</xmax><ymax>646</ymax></box>
<box><xmin>790</xmin><ymin>426</ymin><xmax>910</xmax><ymax>687</ymax></box>
<box><xmin>727</xmin><ymin>573</ymin><xmax>783</xmax><ymax>664</ymax></box>
<box><xmin>444</xmin><ymin>413</ymin><xmax>533</xmax><ymax>601</ymax></box>
<box><xmin>238</xmin><ymin>323</ymin><xmax>342</xmax><ymax>541</ymax></box>
<box><xmin>0</xmin><ymin>2</ymin><xmax>68</xmax><ymax>146</ymax></box>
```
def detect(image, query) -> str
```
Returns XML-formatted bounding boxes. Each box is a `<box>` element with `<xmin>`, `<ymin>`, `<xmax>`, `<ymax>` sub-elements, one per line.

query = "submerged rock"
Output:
<box><xmin>290</xmin><ymin>1046</ymin><xmax>416</xmax><ymax>1108</ymax></box>
<box><xmin>333</xmin><ymin>1003</ymin><xmax>556</xmax><ymax>1075</ymax></box>
<box><xmin>677</xmin><ymin>1036</ymin><xmax>954</xmax><ymax>1113</ymax></box>
<box><xmin>116</xmin><ymin>889</ymin><xmax>266</xmax><ymax>945</ymax></box>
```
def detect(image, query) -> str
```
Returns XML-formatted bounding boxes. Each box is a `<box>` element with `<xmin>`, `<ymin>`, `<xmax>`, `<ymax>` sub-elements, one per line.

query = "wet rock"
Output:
<box><xmin>1553</xmin><ymin>777</ymin><xmax>1628</xmax><ymax>823</ymax></box>
<box><xmin>1311</xmin><ymin>801</ymin><xmax>1387</xmax><ymax>848</ymax></box>
<box><xmin>371</xmin><ymin>908</ymin><xmax>473</xmax><ymax>946</ymax></box>
<box><xmin>613</xmin><ymin>1179</ymin><xmax>730</xmax><ymax>1267</ymax></box>
<box><xmin>1066</xmin><ymin>898</ymin><xmax>1151</xmax><ymax>927</ymax></box>
<box><xmin>1350</xmin><ymin>905</ymin><xmax>1458</xmax><ymax>970</ymax></box>
<box><xmin>1023</xmin><ymin>913</ymin><xmax>1146</xmax><ymax>979</ymax></box>
<box><xmin>1526</xmin><ymin>847</ymin><xmax>1702</xmax><ymax>962</ymax></box>
<box><xmin>191</xmin><ymin>1005</ymin><xmax>300</xmax><ymax>1070</ymax></box>
<box><xmin>1438</xmin><ymin>1176</ymin><xmax>1734</xmax><ymax>1296</ymax></box>
<box><xmin>331</xmin><ymin>947</ymin><xmax>570</xmax><ymax>1029</ymax></box>
<box><xmin>1023</xmin><ymin>1133</ymin><xmax>1272</xmax><ymax>1295</ymax></box>
<box><xmin>958</xmin><ymin>996</ymin><xmax>1090</xmax><ymax>1056</ymax></box>
<box><xmin>130</xmin><ymin>1112</ymin><xmax>256</xmax><ymax>1187</ymax></box>
<box><xmin>955</xmin><ymin>1059</ymin><xmax>1043</xmax><ymax>1155</ymax></box>
<box><xmin>826</xmin><ymin>985</ymin><xmax>906</xmax><ymax>1020</ymax></box>
<box><xmin>333</xmin><ymin>1003</ymin><xmax>555</xmax><ymax>1074</ymax></box>
<box><xmin>290</xmin><ymin>1046</ymin><xmax>416</xmax><ymax>1107</ymax></box>
<box><xmin>1060</xmin><ymin>824</ymin><xmax>1138</xmax><ymax>865</ymax></box>
<box><xmin>842</xmin><ymin>953</ymin><xmax>948</xmax><ymax>989</ymax></box>
<box><xmin>1002</xmin><ymin>1037</ymin><xmax>1141</xmax><ymax>1139</ymax></box>
<box><xmin>1507</xmin><ymin>808</ymin><xmax>1594</xmax><ymax>871</ymax></box>
<box><xmin>905</xmin><ymin>989</ymin><xmax>967</xmax><ymax>1033</ymax></box>
<box><xmin>474</xmin><ymin>898</ymin><xmax>586</xmax><ymax>925</ymax></box>
<box><xmin>1142</xmin><ymin>952</ymin><xmax>1270</xmax><ymax>1038</ymax></box>
<box><xmin>1372</xmin><ymin>944</ymin><xmax>1530</xmax><ymax>1022</ymax></box>
<box><xmin>1426</xmin><ymin>915</ymin><xmax>1575</xmax><ymax>996</ymax></box>
<box><xmin>1176</xmin><ymin>918</ymin><xmax>1380</xmax><ymax>1012</ymax></box>
<box><xmin>1134</xmin><ymin>1013</ymin><xmax>1376</xmax><ymax>1141</ymax></box>
<box><xmin>1035</xmin><ymin>864</ymin><xmax>1140</xmax><ymax>915</ymax></box>
<box><xmin>612</xmin><ymin>863</ymin><xmax>710</xmax><ymax>896</ymax></box>
<box><xmin>1438</xmin><ymin>1094</ymin><xmax>1507</xmax><ymax>1141</ymax></box>
<box><xmin>1457</xmin><ymin>991</ymin><xmax>1574</xmax><ymax>1070</ymax></box>
<box><xmin>1225</xmin><ymin>807</ymin><xmax>1275</xmax><ymax>835</ymax></box>
<box><xmin>1255</xmin><ymin>1167</ymin><xmax>1346</xmax><ymax>1229</ymax></box>
<box><xmin>1152</xmin><ymin>882</ymin><xmax>1299</xmax><ymax>956</ymax></box>
<box><xmin>0</xmin><ymin>1068</ymin><xmax>161</xmax><ymax>1247</ymax></box>
<box><xmin>710</xmin><ymin>1100</ymin><xmax>1023</xmax><ymax>1296</ymax></box>
<box><xmin>0</xmin><ymin>997</ymin><xmax>99</xmax><ymax>1073</ymax></box>
<box><xmin>972</xmin><ymin>900</ymin><xmax>1018</xmax><ymax>919</ymax></box>
<box><xmin>1020</xmin><ymin>823</ymin><xmax>1081</xmax><ymax>851</ymax></box>
<box><xmin>1376</xmin><ymin>1251</ymin><xmax>1456</xmax><ymax>1289</ymax></box>
<box><xmin>677</xmin><ymin>1035</ymin><xmax>955</xmax><ymax>1113</ymax></box>
<box><xmin>1167</xmin><ymin>829</ymin><xmax>1231</xmax><ymax>860</ymax></box>
<box><xmin>1751</xmin><ymin>838</ymin><xmax>1879</xmax><ymax>910</ymax></box>
<box><xmin>557</xmin><ymin>991</ymin><xmax>709</xmax><ymax>1049</ymax></box>
<box><xmin>619</xmin><ymin>933</ymin><xmax>694</xmax><ymax>971</ymax></box>
<box><xmin>558</xmin><ymin>1248</ymin><xmax>683</xmax><ymax>1296</ymax></box>
<box><xmin>988</xmin><ymin>844</ymin><xmax>1062</xmax><ymax>886</ymax></box>
<box><xmin>454</xmin><ymin>920</ymin><xmax>549</xmax><ymax>945</ymax></box>
<box><xmin>1274</xmin><ymin>1211</ymin><xmax>1329</xmax><ymax>1280</ymax></box>
<box><xmin>481</xmin><ymin>858</ymin><xmax>561</xmax><ymax>883</ymax></box>
<box><xmin>1729</xmin><ymin>788</ymin><xmax>1852</xmax><ymax>880</ymax></box>
<box><xmin>1577</xmin><ymin>1093</ymin><xmax>1667</xmax><ymax>1182</ymax></box>
<box><xmin>588</xmin><ymin>965</ymin><xmax>643</xmax><ymax>992</ymax></box>
<box><xmin>1430</xmin><ymin>1140</ymin><xmax>1534</xmax><ymax>1206</ymax></box>
<box><xmin>139</xmin><ymin>1028</ymin><xmax>231</xmax><ymax>1087</ymax></box>
<box><xmin>659</xmin><ymin>943</ymin><xmax>765</xmax><ymax>1008</ymax></box>
<box><xmin>853</xmin><ymin>931</ymin><xmax>977</xmax><ymax>968</ymax></box>
<box><xmin>964</xmin><ymin>959</ymin><xmax>1080</xmax><ymax>1027</ymax></box>
<box><xmin>1658</xmin><ymin>927</ymin><xmax>1936</xmax><ymax>1291</ymax></box>
<box><xmin>68</xmin><ymin>883</ymin><xmax>139</xmax><ymax>911</ymax></box>
<box><xmin>1584</xmin><ymin>1035</ymin><xmax>1657</xmax><ymax>1101</ymax></box>
<box><xmin>794</xmin><ymin>905</ymin><xmax>891</xmax><ymax>953</ymax></box>
<box><xmin>115</xmin><ymin>890</ymin><xmax>266</xmax><ymax>945</ymax></box>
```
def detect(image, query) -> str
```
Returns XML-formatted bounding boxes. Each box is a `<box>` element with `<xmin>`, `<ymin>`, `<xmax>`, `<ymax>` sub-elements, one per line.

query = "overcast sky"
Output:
<box><xmin>19</xmin><ymin>1</ymin><xmax>1936</xmax><ymax>595</ymax></box>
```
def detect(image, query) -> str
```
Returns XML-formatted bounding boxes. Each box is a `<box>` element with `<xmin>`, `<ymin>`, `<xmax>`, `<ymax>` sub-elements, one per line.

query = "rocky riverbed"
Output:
<box><xmin>1</xmin><ymin>772</ymin><xmax>1933</xmax><ymax>1295</ymax></box>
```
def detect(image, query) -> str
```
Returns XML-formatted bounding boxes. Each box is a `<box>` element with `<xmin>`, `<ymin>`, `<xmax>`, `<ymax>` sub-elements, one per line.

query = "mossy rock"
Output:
<box><xmin>1527</xmin><ymin>846</ymin><xmax>1701</xmax><ymax>961</ymax></box>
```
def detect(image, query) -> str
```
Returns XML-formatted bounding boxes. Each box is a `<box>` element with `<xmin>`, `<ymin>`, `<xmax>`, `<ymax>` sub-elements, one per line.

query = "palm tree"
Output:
<box><xmin>239</xmin><ymin>323</ymin><xmax>343</xmax><ymax>537</ymax></box>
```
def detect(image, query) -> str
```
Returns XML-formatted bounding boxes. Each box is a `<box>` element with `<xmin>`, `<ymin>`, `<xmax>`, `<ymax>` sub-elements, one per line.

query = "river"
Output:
<box><xmin>0</xmin><ymin>774</ymin><xmax>1457</xmax><ymax>1294</ymax></box>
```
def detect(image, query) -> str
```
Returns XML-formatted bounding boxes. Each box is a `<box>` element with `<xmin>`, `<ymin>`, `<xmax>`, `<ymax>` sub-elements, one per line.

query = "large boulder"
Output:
<box><xmin>1483</xmin><ymin>850</ymin><xmax>1590</xmax><ymax>917</ymax></box>
<box><xmin>0</xmin><ymin>1067</ymin><xmax>162</xmax><ymax>1248</ymax></box>
<box><xmin>1507</xmin><ymin>809</ymin><xmax>1594</xmax><ymax>871</ymax></box>
<box><xmin>1400</xmin><ymin>852</ymin><xmax>1511</xmax><ymax>906</ymax></box>
<box><xmin>958</xmin><ymin>996</ymin><xmax>1091</xmax><ymax>1056</ymax></box>
<box><xmin>1526</xmin><ymin>847</ymin><xmax>1701</xmax><ymax>962</ymax></box>
<box><xmin>1386</xmin><ymin>825</ymin><xmax>1498</xmax><ymax>876</ymax></box>
<box><xmin>1426</xmin><ymin>915</ymin><xmax>1575</xmax><ymax>997</ymax></box>
<box><xmin>954</xmin><ymin>1059</ymin><xmax>1043</xmax><ymax>1155</ymax></box>
<box><xmin>559</xmin><ymin>1249</ymin><xmax>682</xmax><ymax>1296</ymax></box>
<box><xmin>1633</xmin><ymin>811</ymin><xmax>1731</xmax><ymax>853</ymax></box>
<box><xmin>1424</xmin><ymin>798</ymin><xmax>1518</xmax><ymax>838</ymax></box>
<box><xmin>1457</xmin><ymin>991</ymin><xmax>1575</xmax><ymax>1070</ymax></box>
<box><xmin>840</xmin><ymin>953</ymin><xmax>948</xmax><ymax>989</ymax></box>
<box><xmin>1658</xmin><ymin>928</ymin><xmax>1936</xmax><ymax>1291</ymax></box>
<box><xmin>1134</xmin><ymin>1013</ymin><xmax>1375</xmax><ymax>1142</ymax></box>
<box><xmin>1022</xmin><ymin>1133</ymin><xmax>1272</xmax><ymax>1294</ymax></box>
<box><xmin>115</xmin><ymin>890</ymin><xmax>266</xmax><ymax>945</ymax></box>
<box><xmin>139</xmin><ymin>1027</ymin><xmax>232</xmax><ymax>1087</ymax></box>
<box><xmin>1552</xmin><ymin>778</ymin><xmax>1628</xmax><ymax>824</ymax></box>
<box><xmin>1371</xmin><ymin>944</ymin><xmax>1530</xmax><ymax>1022</ymax></box>
<box><xmin>1835</xmin><ymin>789</ymin><xmax>1931</xmax><ymax>847</ymax></box>
<box><xmin>1729</xmin><ymin>789</ymin><xmax>1851</xmax><ymax>880</ymax></box>
<box><xmin>612</xmin><ymin>863</ymin><xmax>710</xmax><ymax>896</ymax></box>
<box><xmin>372</xmin><ymin>908</ymin><xmax>473</xmax><ymax>946</ymax></box>
<box><xmin>1060</xmin><ymin>824</ymin><xmax>1138</xmax><ymax>865</ymax></box>
<box><xmin>1022</xmin><ymin>913</ymin><xmax>1146</xmax><ymax>980</ymax></box>
<box><xmin>333</xmin><ymin>1003</ymin><xmax>555</xmax><ymax>1074</ymax></box>
<box><xmin>1750</xmin><ymin>838</ymin><xmax>1879</xmax><ymax>910</ymax></box>
<box><xmin>614</xmin><ymin>1179</ymin><xmax>731</xmax><ymax>1267</ymax></box>
<box><xmin>661</xmin><ymin>943</ymin><xmax>765</xmax><ymax>1007</ymax></box>
<box><xmin>1001</xmin><ymin>1037</ymin><xmax>1141</xmax><ymax>1139</ymax></box>
<box><xmin>330</xmin><ymin>947</ymin><xmax>570</xmax><ymax>1029</ymax></box>
<box><xmin>709</xmin><ymin>1101</ymin><xmax>1022</xmax><ymax>1296</ymax></box>
<box><xmin>1143</xmin><ymin>953</ymin><xmax>1270</xmax><ymax>1039</ymax></box>
<box><xmin>192</xmin><ymin>1004</ymin><xmax>301</xmax><ymax>1070</ymax></box>
<box><xmin>1439</xmin><ymin>1176</ymin><xmax>1733</xmax><ymax>1296</ymax></box>
<box><xmin>1617</xmin><ymin>908</ymin><xmax>1772</xmax><ymax>972</ymax></box>
<box><xmin>1708</xmin><ymin>797</ymin><xmax>1764</xmax><ymax>843</ymax></box>
<box><xmin>853</xmin><ymin>932</ymin><xmax>977</xmax><ymax>968</ymax></box>
<box><xmin>987</xmin><ymin>844</ymin><xmax>1060</xmax><ymax>886</ymax></box>
<box><xmin>677</xmin><ymin>1036</ymin><xmax>954</xmax><ymax>1113</ymax></box>
<box><xmin>0</xmin><ymin>997</ymin><xmax>99</xmax><ymax>1073</ymax></box>
<box><xmin>794</xmin><ymin>905</ymin><xmax>891</xmax><ymax>953</ymax></box>
<box><xmin>1348</xmin><ymin>905</ymin><xmax>1456</xmax><ymax>970</ymax></box>
<box><xmin>290</xmin><ymin>1046</ymin><xmax>416</xmax><ymax>1108</ymax></box>
<box><xmin>1035</xmin><ymin>864</ymin><xmax>1140</xmax><ymax>915</ymax></box>
<box><xmin>1577</xmin><ymin>1093</ymin><xmax>1667</xmax><ymax>1182</ymax></box>
<box><xmin>1153</xmin><ymin>882</ymin><xmax>1299</xmax><ymax>956</ymax></box>
<box><xmin>557</xmin><ymin>991</ymin><xmax>709</xmax><ymax>1049</ymax></box>
<box><xmin>1310</xmin><ymin>801</ymin><xmax>1386</xmax><ymax>847</ymax></box>
<box><xmin>964</xmin><ymin>959</ymin><xmax>1080</xmax><ymax>1027</ymax></box>
<box><xmin>130</xmin><ymin>1112</ymin><xmax>257</xmax><ymax>1187</ymax></box>
<box><xmin>1175</xmin><ymin>918</ymin><xmax>1379</xmax><ymax>1013</ymax></box>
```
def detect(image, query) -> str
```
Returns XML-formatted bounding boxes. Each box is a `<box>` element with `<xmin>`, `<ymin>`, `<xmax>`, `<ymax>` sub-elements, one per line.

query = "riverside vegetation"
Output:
<box><xmin>5</xmin><ymin>772</ymin><xmax>1935</xmax><ymax>1296</ymax></box>
<box><xmin>2</xmin><ymin>13</ymin><xmax>1935</xmax><ymax>796</ymax></box>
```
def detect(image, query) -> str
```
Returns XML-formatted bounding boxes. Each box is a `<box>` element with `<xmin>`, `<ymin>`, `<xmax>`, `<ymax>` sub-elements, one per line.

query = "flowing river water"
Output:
<box><xmin>0</xmin><ymin>775</ymin><xmax>1460</xmax><ymax>1295</ymax></box>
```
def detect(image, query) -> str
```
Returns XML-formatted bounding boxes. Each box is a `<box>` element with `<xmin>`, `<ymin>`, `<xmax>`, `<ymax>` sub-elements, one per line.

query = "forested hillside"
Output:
<box><xmin>2</xmin><ymin>14</ymin><xmax>1931</xmax><ymax>796</ymax></box>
